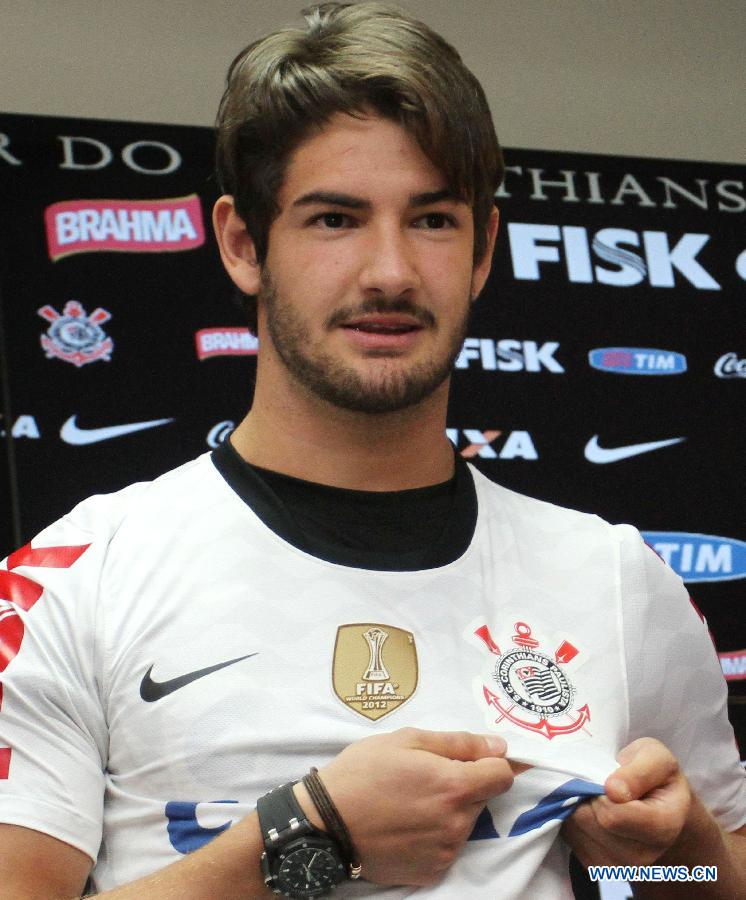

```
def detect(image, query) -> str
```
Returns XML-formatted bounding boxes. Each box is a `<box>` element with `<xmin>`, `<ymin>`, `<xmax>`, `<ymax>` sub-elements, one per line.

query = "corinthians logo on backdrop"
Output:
<box><xmin>38</xmin><ymin>301</ymin><xmax>113</xmax><ymax>366</ymax></box>
<box><xmin>332</xmin><ymin>623</ymin><xmax>418</xmax><ymax>721</ymax></box>
<box><xmin>472</xmin><ymin>620</ymin><xmax>590</xmax><ymax>740</ymax></box>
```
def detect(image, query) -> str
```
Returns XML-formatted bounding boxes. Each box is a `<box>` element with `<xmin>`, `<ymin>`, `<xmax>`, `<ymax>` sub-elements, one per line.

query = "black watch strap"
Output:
<box><xmin>257</xmin><ymin>782</ymin><xmax>315</xmax><ymax>849</ymax></box>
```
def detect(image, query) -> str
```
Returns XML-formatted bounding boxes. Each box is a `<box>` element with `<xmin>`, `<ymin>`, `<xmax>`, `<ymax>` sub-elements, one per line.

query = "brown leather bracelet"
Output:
<box><xmin>302</xmin><ymin>767</ymin><xmax>362</xmax><ymax>880</ymax></box>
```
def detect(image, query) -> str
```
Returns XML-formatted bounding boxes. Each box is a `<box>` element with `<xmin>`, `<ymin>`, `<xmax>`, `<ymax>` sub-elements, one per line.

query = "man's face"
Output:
<box><xmin>257</xmin><ymin>112</ymin><xmax>495</xmax><ymax>413</ymax></box>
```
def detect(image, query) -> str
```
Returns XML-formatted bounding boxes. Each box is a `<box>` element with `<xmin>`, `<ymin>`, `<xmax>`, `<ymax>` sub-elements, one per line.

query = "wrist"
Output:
<box><xmin>663</xmin><ymin>793</ymin><xmax>722</xmax><ymax>860</ymax></box>
<box><xmin>300</xmin><ymin>767</ymin><xmax>362</xmax><ymax>882</ymax></box>
<box><xmin>256</xmin><ymin>781</ymin><xmax>347</xmax><ymax>898</ymax></box>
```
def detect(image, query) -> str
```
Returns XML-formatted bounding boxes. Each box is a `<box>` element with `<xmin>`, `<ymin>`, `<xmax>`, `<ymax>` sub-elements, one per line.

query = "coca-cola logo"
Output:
<box><xmin>206</xmin><ymin>420</ymin><xmax>235</xmax><ymax>448</ymax></box>
<box><xmin>714</xmin><ymin>352</ymin><xmax>746</xmax><ymax>379</ymax></box>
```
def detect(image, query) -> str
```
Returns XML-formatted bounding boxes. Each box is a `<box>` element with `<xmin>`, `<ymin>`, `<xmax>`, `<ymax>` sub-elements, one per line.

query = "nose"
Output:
<box><xmin>358</xmin><ymin>221</ymin><xmax>421</xmax><ymax>297</ymax></box>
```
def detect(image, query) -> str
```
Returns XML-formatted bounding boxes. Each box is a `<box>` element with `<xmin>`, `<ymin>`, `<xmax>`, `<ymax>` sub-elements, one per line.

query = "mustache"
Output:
<box><xmin>326</xmin><ymin>297</ymin><xmax>436</xmax><ymax>329</ymax></box>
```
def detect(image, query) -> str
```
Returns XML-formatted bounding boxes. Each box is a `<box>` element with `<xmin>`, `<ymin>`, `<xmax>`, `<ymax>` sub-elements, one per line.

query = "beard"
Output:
<box><xmin>260</xmin><ymin>271</ymin><xmax>470</xmax><ymax>414</ymax></box>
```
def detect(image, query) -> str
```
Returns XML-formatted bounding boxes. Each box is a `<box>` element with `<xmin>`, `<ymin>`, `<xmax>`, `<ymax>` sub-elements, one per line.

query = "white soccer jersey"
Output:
<box><xmin>0</xmin><ymin>453</ymin><xmax>743</xmax><ymax>897</ymax></box>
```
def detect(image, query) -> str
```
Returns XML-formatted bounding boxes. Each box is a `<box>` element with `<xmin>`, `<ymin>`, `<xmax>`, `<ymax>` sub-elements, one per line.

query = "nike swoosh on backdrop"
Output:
<box><xmin>60</xmin><ymin>414</ymin><xmax>174</xmax><ymax>445</ymax></box>
<box><xmin>584</xmin><ymin>435</ymin><xmax>686</xmax><ymax>464</ymax></box>
<box><xmin>140</xmin><ymin>652</ymin><xmax>259</xmax><ymax>702</ymax></box>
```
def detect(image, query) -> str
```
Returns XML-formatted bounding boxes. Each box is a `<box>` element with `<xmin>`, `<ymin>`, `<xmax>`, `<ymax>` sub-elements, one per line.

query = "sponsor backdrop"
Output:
<box><xmin>1</xmin><ymin>113</ymin><xmax>744</xmax><ymax>895</ymax></box>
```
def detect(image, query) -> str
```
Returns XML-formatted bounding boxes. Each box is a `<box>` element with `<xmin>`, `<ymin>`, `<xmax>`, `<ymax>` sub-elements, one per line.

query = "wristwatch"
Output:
<box><xmin>257</xmin><ymin>781</ymin><xmax>347</xmax><ymax>898</ymax></box>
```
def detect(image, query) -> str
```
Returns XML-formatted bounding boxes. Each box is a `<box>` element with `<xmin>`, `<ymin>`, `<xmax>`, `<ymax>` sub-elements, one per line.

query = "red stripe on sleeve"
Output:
<box><xmin>0</xmin><ymin>747</ymin><xmax>11</xmax><ymax>779</ymax></box>
<box><xmin>0</xmin><ymin>572</ymin><xmax>43</xmax><ymax>612</ymax></box>
<box><xmin>8</xmin><ymin>543</ymin><xmax>91</xmax><ymax>571</ymax></box>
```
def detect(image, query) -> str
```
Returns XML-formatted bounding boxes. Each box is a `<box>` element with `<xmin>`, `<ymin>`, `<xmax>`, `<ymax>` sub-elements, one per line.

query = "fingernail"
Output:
<box><xmin>484</xmin><ymin>735</ymin><xmax>506</xmax><ymax>754</ymax></box>
<box><xmin>607</xmin><ymin>777</ymin><xmax>632</xmax><ymax>802</ymax></box>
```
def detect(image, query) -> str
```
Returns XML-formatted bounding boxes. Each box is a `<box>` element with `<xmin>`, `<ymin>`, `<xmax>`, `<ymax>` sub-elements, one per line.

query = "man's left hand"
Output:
<box><xmin>561</xmin><ymin>737</ymin><xmax>692</xmax><ymax>867</ymax></box>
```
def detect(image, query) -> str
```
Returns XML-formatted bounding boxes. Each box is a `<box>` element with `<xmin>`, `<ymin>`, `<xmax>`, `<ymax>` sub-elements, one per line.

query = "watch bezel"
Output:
<box><xmin>265</xmin><ymin>834</ymin><xmax>346</xmax><ymax>898</ymax></box>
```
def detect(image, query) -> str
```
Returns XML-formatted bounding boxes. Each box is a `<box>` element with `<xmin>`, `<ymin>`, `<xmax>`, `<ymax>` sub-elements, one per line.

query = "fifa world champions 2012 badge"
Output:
<box><xmin>472</xmin><ymin>620</ymin><xmax>590</xmax><ymax>740</ymax></box>
<box><xmin>38</xmin><ymin>301</ymin><xmax>114</xmax><ymax>367</ymax></box>
<box><xmin>332</xmin><ymin>623</ymin><xmax>418</xmax><ymax>722</ymax></box>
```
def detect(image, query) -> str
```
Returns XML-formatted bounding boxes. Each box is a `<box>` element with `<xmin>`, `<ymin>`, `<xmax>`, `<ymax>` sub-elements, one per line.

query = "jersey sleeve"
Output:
<box><xmin>0</xmin><ymin>487</ymin><xmax>142</xmax><ymax>860</ymax></box>
<box><xmin>616</xmin><ymin>524</ymin><xmax>746</xmax><ymax>832</ymax></box>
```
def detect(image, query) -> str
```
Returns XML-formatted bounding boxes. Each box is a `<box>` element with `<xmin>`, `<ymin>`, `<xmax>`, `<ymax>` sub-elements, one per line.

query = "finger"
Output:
<box><xmin>507</xmin><ymin>760</ymin><xmax>533</xmax><ymax>776</ymax></box>
<box><xmin>564</xmin><ymin>794</ymin><xmax>651</xmax><ymax>853</ymax></box>
<box><xmin>561</xmin><ymin>805</ymin><xmax>610</xmax><ymax>867</ymax></box>
<box><xmin>586</xmin><ymin>777</ymin><xmax>689</xmax><ymax>845</ymax></box>
<box><xmin>399</xmin><ymin>728</ymin><xmax>507</xmax><ymax>762</ymax></box>
<box><xmin>457</xmin><ymin>755</ymin><xmax>517</xmax><ymax>804</ymax></box>
<box><xmin>605</xmin><ymin>738</ymin><xmax>680</xmax><ymax>803</ymax></box>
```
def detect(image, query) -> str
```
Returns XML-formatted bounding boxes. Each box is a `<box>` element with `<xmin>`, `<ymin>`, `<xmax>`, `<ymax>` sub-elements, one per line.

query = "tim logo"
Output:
<box><xmin>195</xmin><ymin>328</ymin><xmax>258</xmax><ymax>360</ymax></box>
<box><xmin>719</xmin><ymin>650</ymin><xmax>746</xmax><ymax>682</ymax></box>
<box><xmin>446</xmin><ymin>429</ymin><xmax>538</xmax><ymax>460</ymax></box>
<box><xmin>508</xmin><ymin>223</ymin><xmax>720</xmax><ymax>290</ymax></box>
<box><xmin>588</xmin><ymin>348</ymin><xmax>687</xmax><ymax>375</ymax></box>
<box><xmin>45</xmin><ymin>195</ymin><xmax>205</xmax><ymax>260</ymax></box>
<box><xmin>642</xmin><ymin>531</ymin><xmax>746</xmax><ymax>583</ymax></box>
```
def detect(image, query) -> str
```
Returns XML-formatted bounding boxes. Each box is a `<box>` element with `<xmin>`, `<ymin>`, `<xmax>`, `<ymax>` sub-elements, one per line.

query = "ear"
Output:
<box><xmin>470</xmin><ymin>206</ymin><xmax>500</xmax><ymax>300</ymax></box>
<box><xmin>212</xmin><ymin>195</ymin><xmax>262</xmax><ymax>295</ymax></box>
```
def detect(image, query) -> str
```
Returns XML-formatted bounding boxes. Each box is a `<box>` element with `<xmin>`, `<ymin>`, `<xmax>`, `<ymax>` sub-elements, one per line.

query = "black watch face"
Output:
<box><xmin>276</xmin><ymin>841</ymin><xmax>345</xmax><ymax>897</ymax></box>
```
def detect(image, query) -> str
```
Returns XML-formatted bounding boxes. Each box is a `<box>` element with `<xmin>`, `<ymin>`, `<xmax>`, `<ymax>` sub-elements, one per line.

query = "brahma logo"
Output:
<box><xmin>45</xmin><ymin>195</ymin><xmax>204</xmax><ymax>260</ymax></box>
<box><xmin>642</xmin><ymin>531</ymin><xmax>746</xmax><ymax>583</ymax></box>
<box><xmin>588</xmin><ymin>348</ymin><xmax>687</xmax><ymax>375</ymax></box>
<box><xmin>719</xmin><ymin>650</ymin><xmax>746</xmax><ymax>682</ymax></box>
<box><xmin>195</xmin><ymin>328</ymin><xmax>258</xmax><ymax>360</ymax></box>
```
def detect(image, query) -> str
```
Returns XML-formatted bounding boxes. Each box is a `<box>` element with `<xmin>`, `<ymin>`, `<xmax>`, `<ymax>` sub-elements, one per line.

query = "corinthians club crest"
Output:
<box><xmin>473</xmin><ymin>620</ymin><xmax>590</xmax><ymax>740</ymax></box>
<box><xmin>38</xmin><ymin>300</ymin><xmax>114</xmax><ymax>367</ymax></box>
<box><xmin>333</xmin><ymin>624</ymin><xmax>418</xmax><ymax>721</ymax></box>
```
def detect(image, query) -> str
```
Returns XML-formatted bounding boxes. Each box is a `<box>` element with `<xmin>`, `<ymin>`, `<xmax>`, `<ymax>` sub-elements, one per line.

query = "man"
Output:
<box><xmin>0</xmin><ymin>3</ymin><xmax>744</xmax><ymax>898</ymax></box>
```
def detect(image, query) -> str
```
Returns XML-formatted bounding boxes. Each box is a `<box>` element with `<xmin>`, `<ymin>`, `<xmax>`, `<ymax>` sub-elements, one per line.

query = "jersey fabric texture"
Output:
<box><xmin>0</xmin><ymin>451</ymin><xmax>744</xmax><ymax>898</ymax></box>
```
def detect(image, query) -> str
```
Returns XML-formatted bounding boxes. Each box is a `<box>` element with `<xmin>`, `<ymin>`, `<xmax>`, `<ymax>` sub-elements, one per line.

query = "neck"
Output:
<box><xmin>229</xmin><ymin>363</ymin><xmax>455</xmax><ymax>491</ymax></box>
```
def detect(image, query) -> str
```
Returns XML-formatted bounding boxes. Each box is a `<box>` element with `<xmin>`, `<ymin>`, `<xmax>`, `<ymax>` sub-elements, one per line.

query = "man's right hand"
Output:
<box><xmin>0</xmin><ymin>728</ymin><xmax>518</xmax><ymax>899</ymax></box>
<box><xmin>297</xmin><ymin>727</ymin><xmax>519</xmax><ymax>887</ymax></box>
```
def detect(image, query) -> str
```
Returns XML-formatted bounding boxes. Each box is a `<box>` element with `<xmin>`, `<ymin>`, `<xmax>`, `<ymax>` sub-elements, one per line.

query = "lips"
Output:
<box><xmin>341</xmin><ymin>315</ymin><xmax>423</xmax><ymax>334</ymax></box>
<box><xmin>338</xmin><ymin>315</ymin><xmax>425</xmax><ymax>350</ymax></box>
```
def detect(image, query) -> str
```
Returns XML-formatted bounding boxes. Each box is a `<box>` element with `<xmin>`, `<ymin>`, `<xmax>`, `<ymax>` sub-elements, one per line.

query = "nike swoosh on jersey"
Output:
<box><xmin>584</xmin><ymin>435</ymin><xmax>686</xmax><ymax>464</ymax></box>
<box><xmin>60</xmin><ymin>415</ymin><xmax>174</xmax><ymax>445</ymax></box>
<box><xmin>140</xmin><ymin>653</ymin><xmax>259</xmax><ymax>702</ymax></box>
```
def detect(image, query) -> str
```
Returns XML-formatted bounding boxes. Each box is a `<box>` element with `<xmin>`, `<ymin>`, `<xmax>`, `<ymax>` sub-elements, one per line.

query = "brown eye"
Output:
<box><xmin>416</xmin><ymin>212</ymin><xmax>454</xmax><ymax>229</ymax></box>
<box><xmin>425</xmin><ymin>213</ymin><xmax>448</xmax><ymax>228</ymax></box>
<box><xmin>321</xmin><ymin>213</ymin><xmax>347</xmax><ymax>228</ymax></box>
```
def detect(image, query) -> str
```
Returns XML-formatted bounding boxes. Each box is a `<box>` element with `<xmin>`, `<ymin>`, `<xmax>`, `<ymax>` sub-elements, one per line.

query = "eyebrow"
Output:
<box><xmin>291</xmin><ymin>188</ymin><xmax>461</xmax><ymax>210</ymax></box>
